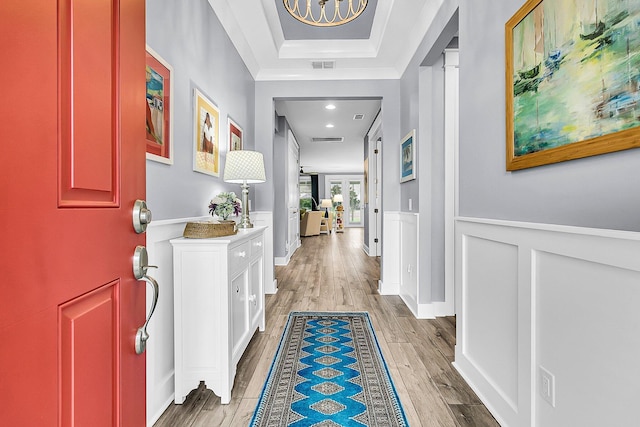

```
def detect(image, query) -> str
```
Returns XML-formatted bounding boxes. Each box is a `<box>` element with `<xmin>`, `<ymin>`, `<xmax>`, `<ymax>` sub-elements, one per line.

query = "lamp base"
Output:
<box><xmin>238</xmin><ymin>182</ymin><xmax>253</xmax><ymax>229</ymax></box>
<box><xmin>237</xmin><ymin>221</ymin><xmax>254</xmax><ymax>229</ymax></box>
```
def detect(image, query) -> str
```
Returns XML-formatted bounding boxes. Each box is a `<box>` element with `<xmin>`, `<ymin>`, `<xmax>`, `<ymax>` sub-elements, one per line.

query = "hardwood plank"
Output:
<box><xmin>387</xmin><ymin>366</ymin><xmax>423</xmax><ymax>427</ymax></box>
<box><xmin>389</xmin><ymin>342</ymin><xmax>458</xmax><ymax>427</ymax></box>
<box><xmin>449</xmin><ymin>404</ymin><xmax>500</xmax><ymax>427</ymax></box>
<box><xmin>154</xmin><ymin>382</ymin><xmax>212</xmax><ymax>427</ymax></box>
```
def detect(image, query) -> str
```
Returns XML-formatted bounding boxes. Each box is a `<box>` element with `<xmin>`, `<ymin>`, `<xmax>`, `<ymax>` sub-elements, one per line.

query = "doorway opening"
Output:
<box><xmin>273</xmin><ymin>97</ymin><xmax>382</xmax><ymax>260</ymax></box>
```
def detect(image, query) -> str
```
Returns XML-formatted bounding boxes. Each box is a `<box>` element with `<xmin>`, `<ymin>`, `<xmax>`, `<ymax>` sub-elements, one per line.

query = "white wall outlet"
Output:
<box><xmin>408</xmin><ymin>198</ymin><xmax>413</xmax><ymax>211</ymax></box>
<box><xmin>539</xmin><ymin>366</ymin><xmax>556</xmax><ymax>407</ymax></box>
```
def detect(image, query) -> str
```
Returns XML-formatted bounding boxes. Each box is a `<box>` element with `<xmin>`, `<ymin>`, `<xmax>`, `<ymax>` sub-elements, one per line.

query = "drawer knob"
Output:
<box><xmin>248</xmin><ymin>294</ymin><xmax>257</xmax><ymax>306</ymax></box>
<box><xmin>255</xmin><ymin>241</ymin><xmax>262</xmax><ymax>247</ymax></box>
<box><xmin>238</xmin><ymin>251</ymin><xmax>246</xmax><ymax>258</ymax></box>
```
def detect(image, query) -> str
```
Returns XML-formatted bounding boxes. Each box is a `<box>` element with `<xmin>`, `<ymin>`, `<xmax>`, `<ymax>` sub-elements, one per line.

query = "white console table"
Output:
<box><xmin>170</xmin><ymin>227</ymin><xmax>265</xmax><ymax>405</ymax></box>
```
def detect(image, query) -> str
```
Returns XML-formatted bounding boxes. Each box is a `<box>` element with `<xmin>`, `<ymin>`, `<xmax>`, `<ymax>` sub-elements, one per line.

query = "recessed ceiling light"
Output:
<box><xmin>325</xmin><ymin>104</ymin><xmax>336</xmax><ymax>110</ymax></box>
<box><xmin>326</xmin><ymin>124</ymin><xmax>334</xmax><ymax>128</ymax></box>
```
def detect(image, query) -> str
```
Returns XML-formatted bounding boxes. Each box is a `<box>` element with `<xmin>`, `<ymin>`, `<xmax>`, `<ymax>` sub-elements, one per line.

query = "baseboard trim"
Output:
<box><xmin>266</xmin><ymin>279</ymin><xmax>278</xmax><ymax>295</ymax></box>
<box><xmin>275</xmin><ymin>255</ymin><xmax>290</xmax><ymax>266</ymax></box>
<box><xmin>377</xmin><ymin>279</ymin><xmax>399</xmax><ymax>295</ymax></box>
<box><xmin>362</xmin><ymin>243</ymin><xmax>370</xmax><ymax>256</ymax></box>
<box><xmin>416</xmin><ymin>300</ymin><xmax>455</xmax><ymax>319</ymax></box>
<box><xmin>148</xmin><ymin>393</ymin><xmax>175</xmax><ymax>427</ymax></box>
<box><xmin>452</xmin><ymin>360</ymin><xmax>509</xmax><ymax>427</ymax></box>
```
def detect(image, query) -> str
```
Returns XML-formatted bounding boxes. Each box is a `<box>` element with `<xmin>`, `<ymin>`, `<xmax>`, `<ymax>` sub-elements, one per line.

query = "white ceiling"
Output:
<box><xmin>207</xmin><ymin>0</ymin><xmax>444</xmax><ymax>81</ymax></box>
<box><xmin>207</xmin><ymin>1</ymin><xmax>433</xmax><ymax>172</ymax></box>
<box><xmin>275</xmin><ymin>98</ymin><xmax>381</xmax><ymax>174</ymax></box>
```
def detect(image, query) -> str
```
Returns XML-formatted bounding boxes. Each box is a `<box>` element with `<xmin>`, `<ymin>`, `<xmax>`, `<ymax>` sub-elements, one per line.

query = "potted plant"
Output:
<box><xmin>209</xmin><ymin>192</ymin><xmax>242</xmax><ymax>222</ymax></box>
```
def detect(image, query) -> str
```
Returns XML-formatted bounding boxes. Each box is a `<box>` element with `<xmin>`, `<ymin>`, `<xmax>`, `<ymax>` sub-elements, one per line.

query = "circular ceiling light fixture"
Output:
<box><xmin>326</xmin><ymin>123</ymin><xmax>334</xmax><ymax>128</ymax></box>
<box><xmin>325</xmin><ymin>104</ymin><xmax>336</xmax><ymax>110</ymax></box>
<box><xmin>283</xmin><ymin>0</ymin><xmax>368</xmax><ymax>27</ymax></box>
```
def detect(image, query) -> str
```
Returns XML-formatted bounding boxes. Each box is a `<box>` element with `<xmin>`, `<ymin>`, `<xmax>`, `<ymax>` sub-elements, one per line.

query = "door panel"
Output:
<box><xmin>59</xmin><ymin>0</ymin><xmax>118</xmax><ymax>204</ymax></box>
<box><xmin>0</xmin><ymin>0</ymin><xmax>146</xmax><ymax>425</ymax></box>
<box><xmin>60</xmin><ymin>282</ymin><xmax>118</xmax><ymax>427</ymax></box>
<box><xmin>249</xmin><ymin>258</ymin><xmax>263</xmax><ymax>326</ymax></box>
<box><xmin>287</xmin><ymin>131</ymin><xmax>300</xmax><ymax>251</ymax></box>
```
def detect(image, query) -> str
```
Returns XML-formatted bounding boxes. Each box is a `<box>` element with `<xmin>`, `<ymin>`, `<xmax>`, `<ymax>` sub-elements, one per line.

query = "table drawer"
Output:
<box><xmin>250</xmin><ymin>235</ymin><xmax>264</xmax><ymax>257</ymax></box>
<box><xmin>229</xmin><ymin>241</ymin><xmax>251</xmax><ymax>275</ymax></box>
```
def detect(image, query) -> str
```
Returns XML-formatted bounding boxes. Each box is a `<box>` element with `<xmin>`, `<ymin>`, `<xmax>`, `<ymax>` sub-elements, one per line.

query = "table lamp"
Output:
<box><xmin>223</xmin><ymin>150</ymin><xmax>266</xmax><ymax>229</ymax></box>
<box><xmin>320</xmin><ymin>199</ymin><xmax>332</xmax><ymax>218</ymax></box>
<box><xmin>333</xmin><ymin>194</ymin><xmax>343</xmax><ymax>206</ymax></box>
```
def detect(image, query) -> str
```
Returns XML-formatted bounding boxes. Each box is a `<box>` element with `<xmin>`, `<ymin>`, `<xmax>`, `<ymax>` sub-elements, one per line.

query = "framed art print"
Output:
<box><xmin>400</xmin><ymin>130</ymin><xmax>416</xmax><ymax>183</ymax></box>
<box><xmin>228</xmin><ymin>117</ymin><xmax>243</xmax><ymax>151</ymax></box>
<box><xmin>506</xmin><ymin>0</ymin><xmax>640</xmax><ymax>170</ymax></box>
<box><xmin>145</xmin><ymin>46</ymin><xmax>173</xmax><ymax>164</ymax></box>
<box><xmin>193</xmin><ymin>88</ymin><xmax>220</xmax><ymax>177</ymax></box>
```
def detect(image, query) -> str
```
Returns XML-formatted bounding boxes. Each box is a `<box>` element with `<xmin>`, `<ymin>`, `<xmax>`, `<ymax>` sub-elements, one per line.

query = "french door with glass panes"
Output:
<box><xmin>327</xmin><ymin>176</ymin><xmax>364</xmax><ymax>227</ymax></box>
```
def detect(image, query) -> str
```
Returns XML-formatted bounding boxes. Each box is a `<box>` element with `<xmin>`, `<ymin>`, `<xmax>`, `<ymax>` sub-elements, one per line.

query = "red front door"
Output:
<box><xmin>1</xmin><ymin>0</ymin><xmax>147</xmax><ymax>425</ymax></box>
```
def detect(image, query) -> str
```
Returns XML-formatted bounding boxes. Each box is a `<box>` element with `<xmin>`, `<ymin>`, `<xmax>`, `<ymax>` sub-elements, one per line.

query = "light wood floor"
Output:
<box><xmin>154</xmin><ymin>228</ymin><xmax>499</xmax><ymax>426</ymax></box>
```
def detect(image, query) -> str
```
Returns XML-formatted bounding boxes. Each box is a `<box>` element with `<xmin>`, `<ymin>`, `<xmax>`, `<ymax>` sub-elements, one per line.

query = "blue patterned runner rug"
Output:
<box><xmin>250</xmin><ymin>311</ymin><xmax>409</xmax><ymax>427</ymax></box>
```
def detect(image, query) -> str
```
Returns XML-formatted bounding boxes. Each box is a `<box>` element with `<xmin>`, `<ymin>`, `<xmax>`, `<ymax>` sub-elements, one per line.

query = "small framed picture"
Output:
<box><xmin>193</xmin><ymin>88</ymin><xmax>220</xmax><ymax>177</ymax></box>
<box><xmin>145</xmin><ymin>46</ymin><xmax>173</xmax><ymax>164</ymax></box>
<box><xmin>400</xmin><ymin>130</ymin><xmax>416</xmax><ymax>183</ymax></box>
<box><xmin>228</xmin><ymin>117</ymin><xmax>243</xmax><ymax>151</ymax></box>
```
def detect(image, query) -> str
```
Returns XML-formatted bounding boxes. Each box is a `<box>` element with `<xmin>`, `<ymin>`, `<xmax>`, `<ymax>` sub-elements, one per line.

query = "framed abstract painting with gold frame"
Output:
<box><xmin>193</xmin><ymin>88</ymin><xmax>220</xmax><ymax>177</ymax></box>
<box><xmin>506</xmin><ymin>0</ymin><xmax>640</xmax><ymax>171</ymax></box>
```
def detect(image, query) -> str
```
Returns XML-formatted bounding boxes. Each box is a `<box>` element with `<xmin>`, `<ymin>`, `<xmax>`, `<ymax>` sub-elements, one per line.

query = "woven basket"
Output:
<box><xmin>183</xmin><ymin>221</ymin><xmax>237</xmax><ymax>238</ymax></box>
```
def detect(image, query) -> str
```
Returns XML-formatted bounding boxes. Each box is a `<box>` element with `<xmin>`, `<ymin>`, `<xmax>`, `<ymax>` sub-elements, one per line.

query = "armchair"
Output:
<box><xmin>300</xmin><ymin>210</ymin><xmax>323</xmax><ymax>237</ymax></box>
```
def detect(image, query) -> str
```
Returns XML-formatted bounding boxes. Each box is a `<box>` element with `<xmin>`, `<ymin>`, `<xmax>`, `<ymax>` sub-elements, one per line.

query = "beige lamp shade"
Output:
<box><xmin>223</xmin><ymin>150</ymin><xmax>266</xmax><ymax>184</ymax></box>
<box><xmin>333</xmin><ymin>194</ymin><xmax>343</xmax><ymax>203</ymax></box>
<box><xmin>320</xmin><ymin>199</ymin><xmax>332</xmax><ymax>209</ymax></box>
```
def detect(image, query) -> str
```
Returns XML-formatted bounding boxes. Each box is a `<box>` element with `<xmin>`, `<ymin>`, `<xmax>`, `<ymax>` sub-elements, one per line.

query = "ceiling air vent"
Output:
<box><xmin>353</xmin><ymin>114</ymin><xmax>365</xmax><ymax>120</ymax></box>
<box><xmin>311</xmin><ymin>60</ymin><xmax>335</xmax><ymax>70</ymax></box>
<box><xmin>311</xmin><ymin>137</ymin><xmax>344</xmax><ymax>143</ymax></box>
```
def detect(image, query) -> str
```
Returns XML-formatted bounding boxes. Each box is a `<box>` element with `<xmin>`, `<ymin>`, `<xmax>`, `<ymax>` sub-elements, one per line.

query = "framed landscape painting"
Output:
<box><xmin>193</xmin><ymin>88</ymin><xmax>220</xmax><ymax>177</ymax></box>
<box><xmin>506</xmin><ymin>0</ymin><xmax>640</xmax><ymax>170</ymax></box>
<box><xmin>400</xmin><ymin>130</ymin><xmax>416</xmax><ymax>183</ymax></box>
<box><xmin>145</xmin><ymin>46</ymin><xmax>173</xmax><ymax>164</ymax></box>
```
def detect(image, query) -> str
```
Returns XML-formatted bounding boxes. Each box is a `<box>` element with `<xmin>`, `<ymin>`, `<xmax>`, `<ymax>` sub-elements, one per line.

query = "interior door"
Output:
<box><xmin>287</xmin><ymin>130</ymin><xmax>300</xmax><ymax>252</ymax></box>
<box><xmin>0</xmin><ymin>0</ymin><xmax>147</xmax><ymax>425</ymax></box>
<box><xmin>374</xmin><ymin>137</ymin><xmax>382</xmax><ymax>256</ymax></box>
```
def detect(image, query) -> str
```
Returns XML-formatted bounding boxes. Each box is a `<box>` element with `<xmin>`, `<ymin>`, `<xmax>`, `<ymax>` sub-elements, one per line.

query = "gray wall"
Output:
<box><xmin>146</xmin><ymin>0</ymin><xmax>255</xmax><ymax>220</ymax></box>
<box><xmin>459</xmin><ymin>0</ymin><xmax>640</xmax><ymax>232</ymax></box>
<box><xmin>399</xmin><ymin>2</ymin><xmax>459</xmax><ymax>303</ymax></box>
<box><xmin>273</xmin><ymin>115</ymin><xmax>288</xmax><ymax>258</ymax></box>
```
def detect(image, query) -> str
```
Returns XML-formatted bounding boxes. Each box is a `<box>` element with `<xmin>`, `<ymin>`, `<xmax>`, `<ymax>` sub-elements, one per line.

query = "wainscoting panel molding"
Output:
<box><xmin>379</xmin><ymin>211</ymin><xmax>401</xmax><ymax>295</ymax></box>
<box><xmin>380</xmin><ymin>212</ymin><xmax>454</xmax><ymax>319</ymax></box>
<box><xmin>454</xmin><ymin>217</ymin><xmax>640</xmax><ymax>427</ymax></box>
<box><xmin>399</xmin><ymin>212</ymin><xmax>418</xmax><ymax>313</ymax></box>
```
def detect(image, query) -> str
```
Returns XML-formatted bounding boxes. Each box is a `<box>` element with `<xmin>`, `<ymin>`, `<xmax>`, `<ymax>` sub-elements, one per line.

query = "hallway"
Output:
<box><xmin>154</xmin><ymin>228</ymin><xmax>498</xmax><ymax>426</ymax></box>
